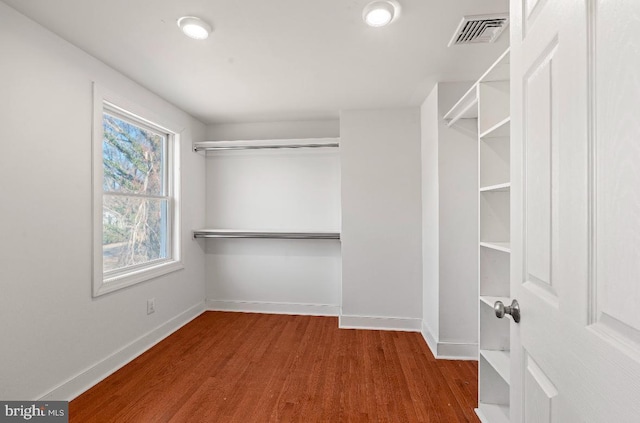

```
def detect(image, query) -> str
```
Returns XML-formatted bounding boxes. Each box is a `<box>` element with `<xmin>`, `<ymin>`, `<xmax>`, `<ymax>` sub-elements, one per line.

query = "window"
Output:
<box><xmin>93</xmin><ymin>85</ymin><xmax>182</xmax><ymax>296</ymax></box>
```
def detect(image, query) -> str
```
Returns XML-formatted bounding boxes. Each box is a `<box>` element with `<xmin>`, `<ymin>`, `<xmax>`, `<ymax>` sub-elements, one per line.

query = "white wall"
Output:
<box><xmin>206</xmin><ymin>120</ymin><xmax>339</xmax><ymax>141</ymax></box>
<box><xmin>203</xmin><ymin>123</ymin><xmax>342</xmax><ymax>315</ymax></box>
<box><xmin>339</xmin><ymin>108</ymin><xmax>423</xmax><ymax>330</ymax></box>
<box><xmin>437</xmin><ymin>84</ymin><xmax>478</xmax><ymax>349</ymax></box>
<box><xmin>420</xmin><ymin>82</ymin><xmax>479</xmax><ymax>359</ymax></box>
<box><xmin>204</xmin><ymin>149</ymin><xmax>340</xmax><ymax>232</ymax></box>
<box><xmin>0</xmin><ymin>3</ymin><xmax>206</xmax><ymax>400</ymax></box>
<box><xmin>421</xmin><ymin>86</ymin><xmax>440</xmax><ymax>343</ymax></box>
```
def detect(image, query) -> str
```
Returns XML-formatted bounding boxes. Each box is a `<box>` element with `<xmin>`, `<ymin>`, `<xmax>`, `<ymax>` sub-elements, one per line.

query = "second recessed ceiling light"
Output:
<box><xmin>363</xmin><ymin>1</ymin><xmax>401</xmax><ymax>27</ymax></box>
<box><xmin>177</xmin><ymin>16</ymin><xmax>212</xmax><ymax>40</ymax></box>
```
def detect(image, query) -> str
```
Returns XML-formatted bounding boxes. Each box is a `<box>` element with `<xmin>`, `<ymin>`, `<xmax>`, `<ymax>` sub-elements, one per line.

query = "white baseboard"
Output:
<box><xmin>436</xmin><ymin>342</ymin><xmax>478</xmax><ymax>360</ymax></box>
<box><xmin>475</xmin><ymin>408</ymin><xmax>488</xmax><ymax>423</ymax></box>
<box><xmin>206</xmin><ymin>299</ymin><xmax>340</xmax><ymax>316</ymax></box>
<box><xmin>421</xmin><ymin>320</ymin><xmax>478</xmax><ymax>360</ymax></box>
<box><xmin>339</xmin><ymin>314</ymin><xmax>422</xmax><ymax>332</ymax></box>
<box><xmin>421</xmin><ymin>320</ymin><xmax>438</xmax><ymax>357</ymax></box>
<box><xmin>39</xmin><ymin>301</ymin><xmax>206</xmax><ymax>401</ymax></box>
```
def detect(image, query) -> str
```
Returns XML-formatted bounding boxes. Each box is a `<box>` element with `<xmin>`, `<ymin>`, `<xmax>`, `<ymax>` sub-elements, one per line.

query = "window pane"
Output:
<box><xmin>103</xmin><ymin>112</ymin><xmax>165</xmax><ymax>196</ymax></box>
<box><xmin>103</xmin><ymin>195</ymin><xmax>169</xmax><ymax>273</ymax></box>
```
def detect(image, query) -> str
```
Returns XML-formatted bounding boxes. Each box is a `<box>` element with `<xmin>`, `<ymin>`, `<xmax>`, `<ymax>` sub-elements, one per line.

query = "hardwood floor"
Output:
<box><xmin>70</xmin><ymin>312</ymin><xmax>479</xmax><ymax>422</ymax></box>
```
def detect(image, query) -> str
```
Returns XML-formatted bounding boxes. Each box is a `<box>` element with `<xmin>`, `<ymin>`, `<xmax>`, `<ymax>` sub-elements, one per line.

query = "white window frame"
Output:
<box><xmin>92</xmin><ymin>83</ymin><xmax>183</xmax><ymax>297</ymax></box>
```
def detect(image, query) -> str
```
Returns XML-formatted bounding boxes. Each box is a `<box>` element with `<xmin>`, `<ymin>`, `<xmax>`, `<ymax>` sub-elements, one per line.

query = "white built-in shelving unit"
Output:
<box><xmin>444</xmin><ymin>49</ymin><xmax>511</xmax><ymax>423</ymax></box>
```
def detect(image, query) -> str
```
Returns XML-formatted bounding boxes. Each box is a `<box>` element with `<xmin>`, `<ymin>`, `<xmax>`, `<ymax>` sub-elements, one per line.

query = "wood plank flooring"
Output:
<box><xmin>70</xmin><ymin>312</ymin><xmax>479</xmax><ymax>422</ymax></box>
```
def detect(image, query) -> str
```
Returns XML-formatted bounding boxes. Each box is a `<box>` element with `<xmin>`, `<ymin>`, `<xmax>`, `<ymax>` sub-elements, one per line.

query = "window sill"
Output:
<box><xmin>93</xmin><ymin>260</ymin><xmax>184</xmax><ymax>297</ymax></box>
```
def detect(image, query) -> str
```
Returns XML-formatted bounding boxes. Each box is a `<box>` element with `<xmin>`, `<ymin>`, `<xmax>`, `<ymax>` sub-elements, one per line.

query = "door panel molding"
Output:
<box><xmin>591</xmin><ymin>313</ymin><xmax>640</xmax><ymax>361</ymax></box>
<box><xmin>524</xmin><ymin>352</ymin><xmax>558</xmax><ymax>423</ymax></box>
<box><xmin>523</xmin><ymin>280</ymin><xmax>558</xmax><ymax>309</ymax></box>
<box><xmin>523</xmin><ymin>37</ymin><xmax>559</xmax><ymax>304</ymax></box>
<box><xmin>522</xmin><ymin>0</ymin><xmax>549</xmax><ymax>38</ymax></box>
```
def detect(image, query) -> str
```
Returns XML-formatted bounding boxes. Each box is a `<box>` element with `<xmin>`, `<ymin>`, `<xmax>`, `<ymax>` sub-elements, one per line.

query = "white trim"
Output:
<box><xmin>97</xmin><ymin>260</ymin><xmax>184</xmax><ymax>296</ymax></box>
<box><xmin>206</xmin><ymin>300</ymin><xmax>340</xmax><ymax>316</ymax></box>
<box><xmin>92</xmin><ymin>82</ymin><xmax>183</xmax><ymax>297</ymax></box>
<box><xmin>421</xmin><ymin>320</ymin><xmax>438</xmax><ymax>357</ymax></box>
<box><xmin>475</xmin><ymin>408</ymin><xmax>489</xmax><ymax>423</ymax></box>
<box><xmin>94</xmin><ymin>84</ymin><xmax>183</xmax><ymax>135</ymax></box>
<box><xmin>437</xmin><ymin>341</ymin><xmax>478</xmax><ymax>360</ymax></box>
<box><xmin>338</xmin><ymin>314</ymin><xmax>422</xmax><ymax>332</ymax></box>
<box><xmin>38</xmin><ymin>302</ymin><xmax>205</xmax><ymax>401</ymax></box>
<box><xmin>476</xmin><ymin>403</ymin><xmax>510</xmax><ymax>423</ymax></box>
<box><xmin>92</xmin><ymin>83</ymin><xmax>104</xmax><ymax>297</ymax></box>
<box><xmin>421</xmin><ymin>321</ymin><xmax>478</xmax><ymax>360</ymax></box>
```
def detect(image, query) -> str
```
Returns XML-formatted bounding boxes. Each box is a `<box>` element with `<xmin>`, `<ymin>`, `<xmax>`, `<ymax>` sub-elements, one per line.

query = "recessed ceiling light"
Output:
<box><xmin>363</xmin><ymin>1</ymin><xmax>401</xmax><ymax>27</ymax></box>
<box><xmin>177</xmin><ymin>16</ymin><xmax>212</xmax><ymax>40</ymax></box>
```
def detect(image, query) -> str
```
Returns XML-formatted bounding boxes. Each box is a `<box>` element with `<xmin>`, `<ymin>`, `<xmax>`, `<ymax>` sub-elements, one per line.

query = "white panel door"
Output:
<box><xmin>510</xmin><ymin>0</ymin><xmax>640</xmax><ymax>422</ymax></box>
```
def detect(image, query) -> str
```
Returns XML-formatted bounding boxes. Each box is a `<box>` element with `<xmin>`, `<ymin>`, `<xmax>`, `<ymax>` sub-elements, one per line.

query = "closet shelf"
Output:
<box><xmin>193</xmin><ymin>138</ymin><xmax>339</xmax><ymax>152</ymax></box>
<box><xmin>480</xmin><ymin>349</ymin><xmax>511</xmax><ymax>385</ymax></box>
<box><xmin>480</xmin><ymin>183</ymin><xmax>511</xmax><ymax>193</ymax></box>
<box><xmin>480</xmin><ymin>296</ymin><xmax>511</xmax><ymax>308</ymax></box>
<box><xmin>479</xmin><ymin>49</ymin><xmax>511</xmax><ymax>83</ymax></box>
<box><xmin>480</xmin><ymin>242</ymin><xmax>511</xmax><ymax>253</ymax></box>
<box><xmin>476</xmin><ymin>403</ymin><xmax>510</xmax><ymax>423</ymax></box>
<box><xmin>479</xmin><ymin>117</ymin><xmax>510</xmax><ymax>139</ymax></box>
<box><xmin>444</xmin><ymin>49</ymin><xmax>510</xmax><ymax>128</ymax></box>
<box><xmin>193</xmin><ymin>229</ymin><xmax>340</xmax><ymax>240</ymax></box>
<box><xmin>443</xmin><ymin>89</ymin><xmax>478</xmax><ymax>126</ymax></box>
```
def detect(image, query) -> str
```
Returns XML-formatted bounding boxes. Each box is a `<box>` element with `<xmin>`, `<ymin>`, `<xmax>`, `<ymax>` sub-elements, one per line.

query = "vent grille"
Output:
<box><xmin>448</xmin><ymin>14</ymin><xmax>509</xmax><ymax>46</ymax></box>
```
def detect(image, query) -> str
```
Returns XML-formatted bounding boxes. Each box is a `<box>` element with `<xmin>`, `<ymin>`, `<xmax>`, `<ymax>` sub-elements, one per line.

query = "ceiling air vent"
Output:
<box><xmin>448</xmin><ymin>14</ymin><xmax>509</xmax><ymax>47</ymax></box>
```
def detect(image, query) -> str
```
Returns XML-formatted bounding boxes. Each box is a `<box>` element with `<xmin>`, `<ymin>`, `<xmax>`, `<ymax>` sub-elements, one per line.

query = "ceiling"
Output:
<box><xmin>3</xmin><ymin>0</ymin><xmax>509</xmax><ymax>124</ymax></box>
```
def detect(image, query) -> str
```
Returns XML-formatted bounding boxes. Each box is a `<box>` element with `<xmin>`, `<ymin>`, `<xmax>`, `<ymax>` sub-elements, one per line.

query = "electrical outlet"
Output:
<box><xmin>147</xmin><ymin>298</ymin><xmax>155</xmax><ymax>315</ymax></box>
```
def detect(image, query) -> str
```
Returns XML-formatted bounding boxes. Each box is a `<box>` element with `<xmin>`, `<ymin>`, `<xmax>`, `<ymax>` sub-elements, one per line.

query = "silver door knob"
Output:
<box><xmin>494</xmin><ymin>299</ymin><xmax>520</xmax><ymax>323</ymax></box>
